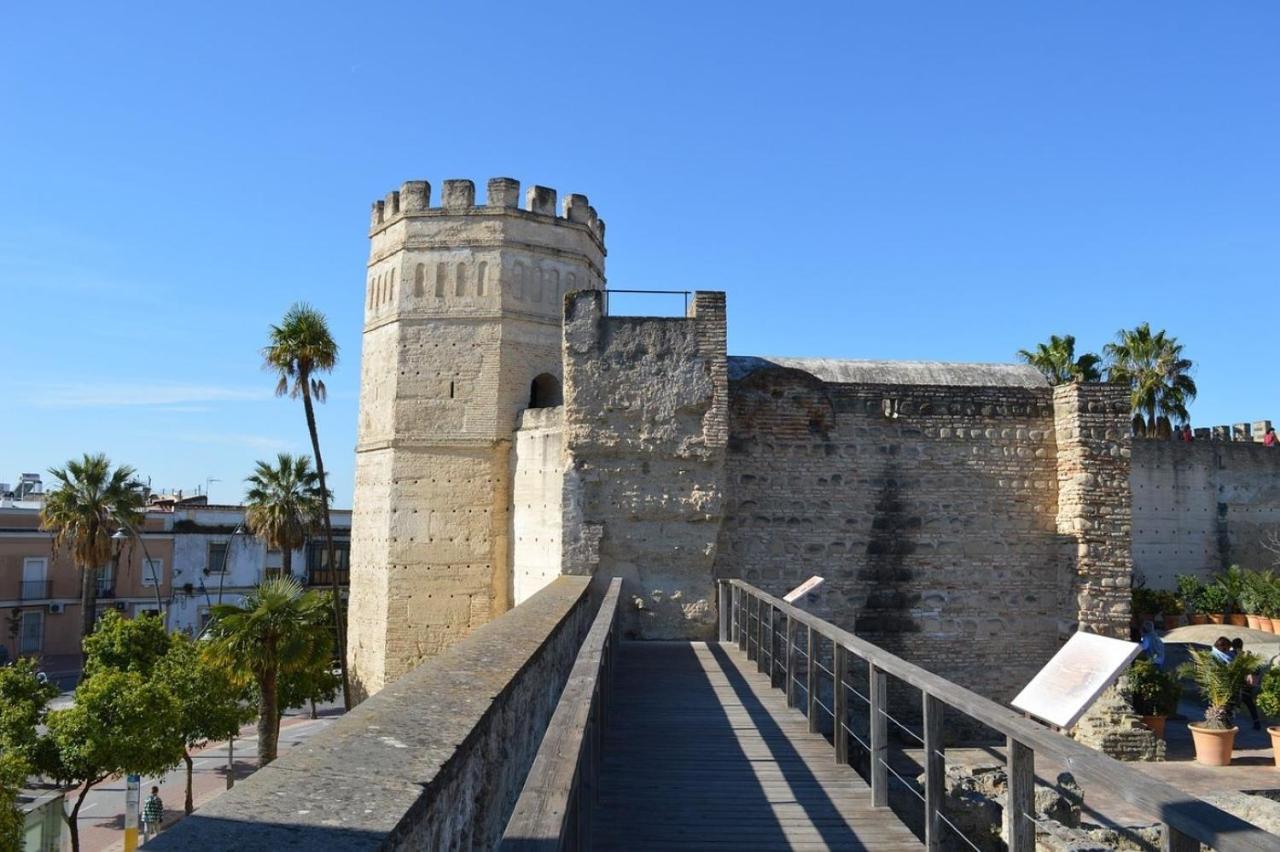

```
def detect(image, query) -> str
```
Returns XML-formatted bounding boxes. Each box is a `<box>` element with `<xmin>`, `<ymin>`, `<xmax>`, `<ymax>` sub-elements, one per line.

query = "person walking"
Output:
<box><xmin>1230</xmin><ymin>638</ymin><xmax>1263</xmax><ymax>730</ymax></box>
<box><xmin>142</xmin><ymin>786</ymin><xmax>164</xmax><ymax>844</ymax></box>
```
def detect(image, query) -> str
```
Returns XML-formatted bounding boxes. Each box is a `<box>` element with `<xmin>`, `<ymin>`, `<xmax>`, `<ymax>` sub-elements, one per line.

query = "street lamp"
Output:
<box><xmin>217</xmin><ymin>523</ymin><xmax>247</xmax><ymax>606</ymax></box>
<box><xmin>112</xmin><ymin>519</ymin><xmax>164</xmax><ymax>614</ymax></box>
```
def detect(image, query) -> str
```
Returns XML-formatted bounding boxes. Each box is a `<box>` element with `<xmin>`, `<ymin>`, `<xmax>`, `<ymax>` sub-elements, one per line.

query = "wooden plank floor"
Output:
<box><xmin>592</xmin><ymin>641</ymin><xmax>923</xmax><ymax>851</ymax></box>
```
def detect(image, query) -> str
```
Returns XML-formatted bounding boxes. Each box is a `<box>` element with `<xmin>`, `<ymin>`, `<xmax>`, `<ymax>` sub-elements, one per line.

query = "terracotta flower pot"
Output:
<box><xmin>1270</xmin><ymin>727</ymin><xmax>1280</xmax><ymax>768</ymax></box>
<box><xmin>1189</xmin><ymin>613</ymin><xmax>1209</xmax><ymax>626</ymax></box>
<box><xmin>1247</xmin><ymin>614</ymin><xmax>1262</xmax><ymax>630</ymax></box>
<box><xmin>1209</xmin><ymin>614</ymin><xmax>1225</xmax><ymax>625</ymax></box>
<box><xmin>1141</xmin><ymin>715</ymin><xmax>1167</xmax><ymax>740</ymax></box>
<box><xmin>1189</xmin><ymin>724</ymin><xmax>1238</xmax><ymax>766</ymax></box>
<box><xmin>1259</xmin><ymin>616</ymin><xmax>1274</xmax><ymax>633</ymax></box>
<box><xmin>1228</xmin><ymin>614</ymin><xmax>1248</xmax><ymax>627</ymax></box>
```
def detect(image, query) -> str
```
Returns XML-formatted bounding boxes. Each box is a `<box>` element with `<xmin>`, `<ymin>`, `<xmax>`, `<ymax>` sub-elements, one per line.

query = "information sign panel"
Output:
<box><xmin>1011</xmin><ymin>632</ymin><xmax>1140</xmax><ymax>729</ymax></box>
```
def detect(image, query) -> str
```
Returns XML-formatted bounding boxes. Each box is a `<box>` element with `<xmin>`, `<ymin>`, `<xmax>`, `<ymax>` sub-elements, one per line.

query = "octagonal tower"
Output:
<box><xmin>348</xmin><ymin>177</ymin><xmax>605</xmax><ymax>698</ymax></box>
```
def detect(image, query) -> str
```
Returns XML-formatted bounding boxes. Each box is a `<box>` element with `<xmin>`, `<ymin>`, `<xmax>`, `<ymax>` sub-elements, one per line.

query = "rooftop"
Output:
<box><xmin>728</xmin><ymin>356</ymin><xmax>1049</xmax><ymax>389</ymax></box>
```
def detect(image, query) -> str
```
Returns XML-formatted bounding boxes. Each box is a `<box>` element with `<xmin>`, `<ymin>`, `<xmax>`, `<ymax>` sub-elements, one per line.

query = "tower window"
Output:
<box><xmin>436</xmin><ymin>263</ymin><xmax>446</xmax><ymax>298</ymax></box>
<box><xmin>456</xmin><ymin>263</ymin><xmax>467</xmax><ymax>297</ymax></box>
<box><xmin>414</xmin><ymin>263</ymin><xmax>425</xmax><ymax>297</ymax></box>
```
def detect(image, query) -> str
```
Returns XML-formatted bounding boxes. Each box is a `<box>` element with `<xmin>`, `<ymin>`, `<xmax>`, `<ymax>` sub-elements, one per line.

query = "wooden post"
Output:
<box><xmin>785</xmin><ymin>615</ymin><xmax>797</xmax><ymax>708</ymax></box>
<box><xmin>806</xmin><ymin>626</ymin><xmax>819</xmax><ymax>734</ymax></box>
<box><xmin>746</xmin><ymin>596</ymin><xmax>757</xmax><ymax>661</ymax></box>
<box><xmin>757</xmin><ymin>601</ymin><xmax>768</xmax><ymax>675</ymax></box>
<box><xmin>869</xmin><ymin>663</ymin><xmax>888</xmax><ymax>808</ymax></box>
<box><xmin>833</xmin><ymin>644</ymin><xmax>849</xmax><ymax>764</ymax></box>
<box><xmin>923</xmin><ymin>694</ymin><xmax>944</xmax><ymax>851</ymax></box>
<box><xmin>737</xmin><ymin>588</ymin><xmax>747</xmax><ymax>651</ymax></box>
<box><xmin>1162</xmin><ymin>826</ymin><xmax>1197</xmax><ymax>852</ymax></box>
<box><xmin>768</xmin><ymin>605</ymin><xmax>780</xmax><ymax>686</ymax></box>
<box><xmin>718</xmin><ymin>581</ymin><xmax>730</xmax><ymax>642</ymax></box>
<box><xmin>1005</xmin><ymin>737</ymin><xmax>1034</xmax><ymax>852</ymax></box>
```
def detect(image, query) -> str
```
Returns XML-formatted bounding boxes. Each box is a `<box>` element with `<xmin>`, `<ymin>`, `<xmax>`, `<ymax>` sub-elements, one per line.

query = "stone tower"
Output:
<box><xmin>348</xmin><ymin>177</ymin><xmax>606</xmax><ymax>698</ymax></box>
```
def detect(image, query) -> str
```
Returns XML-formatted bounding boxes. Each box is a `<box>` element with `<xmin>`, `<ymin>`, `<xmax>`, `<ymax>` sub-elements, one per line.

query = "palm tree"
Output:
<box><xmin>262</xmin><ymin>302</ymin><xmax>350</xmax><ymax>709</ymax></box>
<box><xmin>1178</xmin><ymin>647</ymin><xmax>1262</xmax><ymax>729</ymax></box>
<box><xmin>1104</xmin><ymin>323</ymin><xmax>1197</xmax><ymax>436</ymax></box>
<box><xmin>1016</xmin><ymin>334</ymin><xmax>1102</xmax><ymax>385</ymax></box>
<box><xmin>202</xmin><ymin>576</ymin><xmax>330</xmax><ymax>764</ymax></box>
<box><xmin>243</xmin><ymin>453</ymin><xmax>325</xmax><ymax>580</ymax></box>
<box><xmin>40</xmin><ymin>454</ymin><xmax>145</xmax><ymax>642</ymax></box>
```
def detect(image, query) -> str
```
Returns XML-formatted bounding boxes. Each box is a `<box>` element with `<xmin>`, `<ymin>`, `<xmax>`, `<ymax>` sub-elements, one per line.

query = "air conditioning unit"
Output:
<box><xmin>47</xmin><ymin>602</ymin><xmax>64</xmax><ymax>614</ymax></box>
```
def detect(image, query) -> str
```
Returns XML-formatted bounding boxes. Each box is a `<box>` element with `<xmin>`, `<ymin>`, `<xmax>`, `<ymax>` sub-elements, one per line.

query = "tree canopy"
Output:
<box><xmin>1016</xmin><ymin>334</ymin><xmax>1102</xmax><ymax>385</ymax></box>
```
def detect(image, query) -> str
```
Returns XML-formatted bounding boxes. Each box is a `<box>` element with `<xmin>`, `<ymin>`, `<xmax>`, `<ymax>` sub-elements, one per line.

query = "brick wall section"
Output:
<box><xmin>715</xmin><ymin>363</ymin><xmax>1069</xmax><ymax>702</ymax></box>
<box><xmin>1053</xmin><ymin>383</ymin><xmax>1133</xmax><ymax>639</ymax></box>
<box><xmin>150</xmin><ymin>577</ymin><xmax>594</xmax><ymax>852</ymax></box>
<box><xmin>561</xmin><ymin>290</ymin><xmax>728</xmax><ymax>639</ymax></box>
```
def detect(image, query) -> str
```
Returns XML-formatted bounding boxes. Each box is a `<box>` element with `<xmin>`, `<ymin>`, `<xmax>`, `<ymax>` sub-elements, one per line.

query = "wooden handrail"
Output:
<box><xmin>501</xmin><ymin>578</ymin><xmax>623</xmax><ymax>851</ymax></box>
<box><xmin>722</xmin><ymin>579</ymin><xmax>1273</xmax><ymax>852</ymax></box>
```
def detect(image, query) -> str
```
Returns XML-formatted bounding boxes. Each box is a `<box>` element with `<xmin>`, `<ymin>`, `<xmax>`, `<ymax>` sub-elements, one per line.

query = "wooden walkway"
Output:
<box><xmin>592</xmin><ymin>641</ymin><xmax>923</xmax><ymax>851</ymax></box>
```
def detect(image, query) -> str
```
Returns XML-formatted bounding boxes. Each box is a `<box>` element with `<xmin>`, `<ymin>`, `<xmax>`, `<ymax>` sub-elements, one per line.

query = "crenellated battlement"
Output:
<box><xmin>369</xmin><ymin>177</ymin><xmax>605</xmax><ymax>245</ymax></box>
<box><xmin>1182</xmin><ymin>419</ymin><xmax>1276</xmax><ymax>443</ymax></box>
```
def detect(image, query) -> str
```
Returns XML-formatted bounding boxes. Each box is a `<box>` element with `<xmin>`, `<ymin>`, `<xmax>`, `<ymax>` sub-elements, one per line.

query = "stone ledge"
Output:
<box><xmin>149</xmin><ymin>576</ymin><xmax>593</xmax><ymax>851</ymax></box>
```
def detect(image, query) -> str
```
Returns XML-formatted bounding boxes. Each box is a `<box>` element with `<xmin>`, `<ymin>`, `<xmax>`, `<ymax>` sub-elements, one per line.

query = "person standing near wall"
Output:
<box><xmin>1265</xmin><ymin>427</ymin><xmax>1277</xmax><ymax>447</ymax></box>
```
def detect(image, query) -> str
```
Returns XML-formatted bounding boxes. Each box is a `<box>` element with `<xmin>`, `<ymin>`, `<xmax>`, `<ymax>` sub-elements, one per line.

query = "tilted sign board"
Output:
<box><xmin>783</xmin><ymin>576</ymin><xmax>825</xmax><ymax>604</ymax></box>
<box><xmin>1011</xmin><ymin>632</ymin><xmax>1140</xmax><ymax>730</ymax></box>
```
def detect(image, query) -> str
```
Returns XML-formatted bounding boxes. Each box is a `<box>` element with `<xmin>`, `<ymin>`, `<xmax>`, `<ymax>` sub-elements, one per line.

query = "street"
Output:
<box><xmin>72</xmin><ymin>702</ymin><xmax>343</xmax><ymax>852</ymax></box>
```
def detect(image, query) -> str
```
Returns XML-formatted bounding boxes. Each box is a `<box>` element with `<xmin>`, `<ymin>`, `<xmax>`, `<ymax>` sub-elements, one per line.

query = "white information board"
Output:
<box><xmin>784</xmin><ymin>576</ymin><xmax>825</xmax><ymax>603</ymax></box>
<box><xmin>1011</xmin><ymin>632</ymin><xmax>1140</xmax><ymax>729</ymax></box>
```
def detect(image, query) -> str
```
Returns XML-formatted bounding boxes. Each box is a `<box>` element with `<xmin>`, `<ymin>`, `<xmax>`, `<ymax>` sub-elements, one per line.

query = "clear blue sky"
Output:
<box><xmin>2</xmin><ymin>3</ymin><xmax>1277</xmax><ymax>506</ymax></box>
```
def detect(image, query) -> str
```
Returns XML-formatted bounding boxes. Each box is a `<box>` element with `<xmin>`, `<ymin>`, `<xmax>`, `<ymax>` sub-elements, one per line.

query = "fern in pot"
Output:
<box><xmin>1177</xmin><ymin>648</ymin><xmax>1263</xmax><ymax>765</ymax></box>
<box><xmin>1256</xmin><ymin>669</ymin><xmax>1280</xmax><ymax>766</ymax></box>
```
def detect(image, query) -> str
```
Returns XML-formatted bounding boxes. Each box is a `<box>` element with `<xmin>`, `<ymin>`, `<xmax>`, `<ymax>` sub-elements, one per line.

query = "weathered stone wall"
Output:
<box><xmin>561</xmin><ymin>290</ymin><xmax>728</xmax><ymax>639</ymax></box>
<box><xmin>150</xmin><ymin>577</ymin><xmax>594</xmax><ymax>852</ymax></box>
<box><xmin>1132</xmin><ymin>439</ymin><xmax>1280</xmax><ymax>588</ymax></box>
<box><xmin>349</xmin><ymin>177</ymin><xmax>605</xmax><ymax>698</ymax></box>
<box><xmin>714</xmin><ymin>359</ymin><xmax>1072</xmax><ymax>701</ymax></box>
<box><xmin>1053</xmin><ymin>383</ymin><xmax>1134</xmax><ymax>639</ymax></box>
<box><xmin>512</xmin><ymin>406</ymin><xmax>565</xmax><ymax>605</ymax></box>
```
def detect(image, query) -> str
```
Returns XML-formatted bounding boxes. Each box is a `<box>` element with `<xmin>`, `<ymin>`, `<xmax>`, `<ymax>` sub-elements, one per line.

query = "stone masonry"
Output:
<box><xmin>348</xmin><ymin>178</ymin><xmax>605</xmax><ymax>698</ymax></box>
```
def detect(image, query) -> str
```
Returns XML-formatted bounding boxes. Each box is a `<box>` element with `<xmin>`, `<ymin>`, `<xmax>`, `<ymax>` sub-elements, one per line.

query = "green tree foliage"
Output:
<box><xmin>155</xmin><ymin>634</ymin><xmax>253</xmax><ymax>813</ymax></box>
<box><xmin>262</xmin><ymin>303</ymin><xmax>350</xmax><ymax>709</ymax></box>
<box><xmin>81</xmin><ymin>610</ymin><xmax>171</xmax><ymax>678</ymax></box>
<box><xmin>45</xmin><ymin>671</ymin><xmax>184</xmax><ymax>851</ymax></box>
<box><xmin>204</xmin><ymin>576</ymin><xmax>331</xmax><ymax>765</ymax></box>
<box><xmin>40</xmin><ymin>453</ymin><xmax>146</xmax><ymax>641</ymax></box>
<box><xmin>244</xmin><ymin>453</ymin><xmax>325</xmax><ymax>579</ymax></box>
<box><xmin>274</xmin><ymin>591</ymin><xmax>341</xmax><ymax>721</ymax></box>
<box><xmin>0</xmin><ymin>658</ymin><xmax>59</xmax><ymax>767</ymax></box>
<box><xmin>0</xmin><ymin>751</ymin><xmax>27</xmax><ymax>852</ymax></box>
<box><xmin>1103</xmin><ymin>323</ymin><xmax>1197</xmax><ymax>436</ymax></box>
<box><xmin>1016</xmin><ymin>334</ymin><xmax>1102</xmax><ymax>385</ymax></box>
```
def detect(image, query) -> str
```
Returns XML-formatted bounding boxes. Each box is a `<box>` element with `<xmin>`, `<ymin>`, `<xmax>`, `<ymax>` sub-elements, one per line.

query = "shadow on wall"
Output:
<box><xmin>857</xmin><ymin>461</ymin><xmax>920</xmax><ymax>652</ymax></box>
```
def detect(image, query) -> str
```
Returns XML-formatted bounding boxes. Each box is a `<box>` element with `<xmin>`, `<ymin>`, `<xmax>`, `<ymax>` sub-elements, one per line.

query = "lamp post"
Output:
<box><xmin>217</xmin><ymin>523</ymin><xmax>246</xmax><ymax>606</ymax></box>
<box><xmin>111</xmin><ymin>519</ymin><xmax>164</xmax><ymax>615</ymax></box>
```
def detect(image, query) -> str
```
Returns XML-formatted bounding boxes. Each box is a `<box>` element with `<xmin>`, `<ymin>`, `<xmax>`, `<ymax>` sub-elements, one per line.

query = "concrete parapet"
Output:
<box><xmin>149</xmin><ymin>577</ymin><xmax>594</xmax><ymax>851</ymax></box>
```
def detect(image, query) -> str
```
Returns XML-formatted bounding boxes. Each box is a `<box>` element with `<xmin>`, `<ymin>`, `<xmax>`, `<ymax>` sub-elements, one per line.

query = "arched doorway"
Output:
<box><xmin>529</xmin><ymin>373</ymin><xmax>563</xmax><ymax>408</ymax></box>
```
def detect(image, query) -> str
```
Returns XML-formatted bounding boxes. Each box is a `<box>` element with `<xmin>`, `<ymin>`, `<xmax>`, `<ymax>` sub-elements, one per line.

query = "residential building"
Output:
<box><xmin>0</xmin><ymin>501</ymin><xmax>172</xmax><ymax>677</ymax></box>
<box><xmin>165</xmin><ymin>502</ymin><xmax>352</xmax><ymax>637</ymax></box>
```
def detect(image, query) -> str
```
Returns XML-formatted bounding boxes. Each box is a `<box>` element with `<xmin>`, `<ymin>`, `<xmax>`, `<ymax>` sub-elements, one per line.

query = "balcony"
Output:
<box><xmin>19</xmin><ymin>580</ymin><xmax>52</xmax><ymax>600</ymax></box>
<box><xmin>307</xmin><ymin>568</ymin><xmax>349</xmax><ymax>587</ymax></box>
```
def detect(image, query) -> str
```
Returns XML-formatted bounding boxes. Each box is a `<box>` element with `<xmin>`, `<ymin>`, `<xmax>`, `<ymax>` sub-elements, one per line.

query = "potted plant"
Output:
<box><xmin>1132</xmin><ymin>586</ymin><xmax>1160</xmax><ymax>634</ymax></box>
<box><xmin>1130</xmin><ymin>657</ymin><xmax>1181</xmax><ymax>739</ymax></box>
<box><xmin>1178</xmin><ymin>575</ymin><xmax>1208</xmax><ymax>625</ymax></box>
<box><xmin>1264</xmin><ymin>585</ymin><xmax>1280</xmax><ymax>635</ymax></box>
<box><xmin>1216</xmin><ymin>565</ymin><xmax>1249</xmax><ymax>626</ymax></box>
<box><xmin>1256</xmin><ymin>669</ymin><xmax>1280</xmax><ymax>766</ymax></box>
<box><xmin>1155</xmin><ymin>590</ymin><xmax>1183</xmax><ymax>629</ymax></box>
<box><xmin>1178</xmin><ymin>647</ymin><xmax>1263</xmax><ymax>765</ymax></box>
<box><xmin>1199</xmin><ymin>584</ymin><xmax>1230</xmax><ymax>625</ymax></box>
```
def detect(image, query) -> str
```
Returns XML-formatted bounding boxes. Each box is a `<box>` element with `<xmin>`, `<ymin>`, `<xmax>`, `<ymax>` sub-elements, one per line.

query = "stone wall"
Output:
<box><xmin>1131</xmin><ymin>439</ymin><xmax>1280</xmax><ymax>588</ymax></box>
<box><xmin>1052</xmin><ymin>383</ymin><xmax>1134</xmax><ymax>639</ymax></box>
<box><xmin>714</xmin><ymin>359</ymin><xmax>1073</xmax><ymax>702</ymax></box>
<box><xmin>561</xmin><ymin>290</ymin><xmax>728</xmax><ymax>639</ymax></box>
<box><xmin>511</xmin><ymin>406</ymin><xmax>565</xmax><ymax>605</ymax></box>
<box><xmin>150</xmin><ymin>577</ymin><xmax>594</xmax><ymax>852</ymax></box>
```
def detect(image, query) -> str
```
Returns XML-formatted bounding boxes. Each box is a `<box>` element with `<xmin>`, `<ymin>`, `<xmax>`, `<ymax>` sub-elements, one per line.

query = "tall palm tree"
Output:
<box><xmin>1016</xmin><ymin>334</ymin><xmax>1102</xmax><ymax>385</ymax></box>
<box><xmin>40</xmin><ymin>454</ymin><xmax>145</xmax><ymax>642</ymax></box>
<box><xmin>1103</xmin><ymin>323</ymin><xmax>1197</xmax><ymax>435</ymax></box>
<box><xmin>203</xmin><ymin>576</ymin><xmax>330</xmax><ymax>764</ymax></box>
<box><xmin>262</xmin><ymin>303</ymin><xmax>350</xmax><ymax>708</ymax></box>
<box><xmin>243</xmin><ymin>453</ymin><xmax>325</xmax><ymax>580</ymax></box>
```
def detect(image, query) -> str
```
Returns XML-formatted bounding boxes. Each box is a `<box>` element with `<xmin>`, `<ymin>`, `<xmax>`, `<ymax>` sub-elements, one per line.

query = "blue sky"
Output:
<box><xmin>2</xmin><ymin>3</ymin><xmax>1277</xmax><ymax>506</ymax></box>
